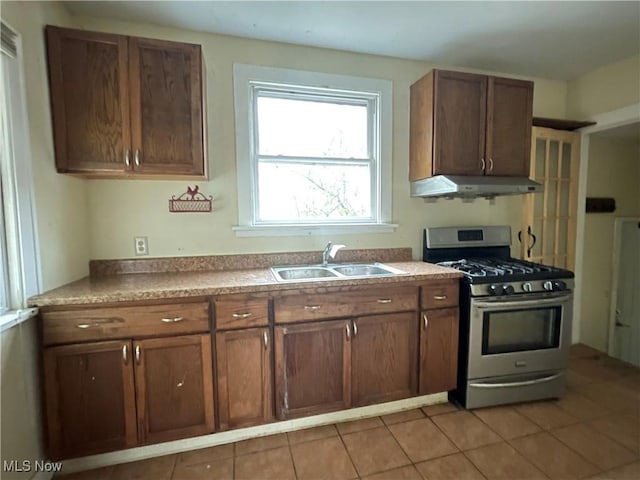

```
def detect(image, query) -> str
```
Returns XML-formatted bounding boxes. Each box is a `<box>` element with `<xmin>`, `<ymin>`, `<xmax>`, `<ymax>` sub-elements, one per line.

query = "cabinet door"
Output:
<box><xmin>419</xmin><ymin>308</ymin><xmax>459</xmax><ymax>394</ymax></box>
<box><xmin>216</xmin><ymin>328</ymin><xmax>273</xmax><ymax>430</ymax></box>
<box><xmin>46</xmin><ymin>26</ymin><xmax>131</xmax><ymax>174</ymax></box>
<box><xmin>43</xmin><ymin>340</ymin><xmax>137</xmax><ymax>460</ymax></box>
<box><xmin>134</xmin><ymin>335</ymin><xmax>214</xmax><ymax>444</ymax></box>
<box><xmin>351</xmin><ymin>313</ymin><xmax>418</xmax><ymax>407</ymax></box>
<box><xmin>486</xmin><ymin>76</ymin><xmax>533</xmax><ymax>177</ymax></box>
<box><xmin>275</xmin><ymin>320</ymin><xmax>351</xmax><ymax>419</ymax></box>
<box><xmin>433</xmin><ymin>70</ymin><xmax>486</xmax><ymax>176</ymax></box>
<box><xmin>129</xmin><ymin>37</ymin><xmax>205</xmax><ymax>176</ymax></box>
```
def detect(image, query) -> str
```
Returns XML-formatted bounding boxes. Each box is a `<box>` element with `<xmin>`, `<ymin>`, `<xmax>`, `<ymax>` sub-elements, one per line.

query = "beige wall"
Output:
<box><xmin>567</xmin><ymin>54</ymin><xmax>640</xmax><ymax>118</ymax></box>
<box><xmin>1</xmin><ymin>2</ymin><xmax>86</xmax><ymax>478</ymax></box>
<box><xmin>72</xmin><ymin>16</ymin><xmax>568</xmax><ymax>261</ymax></box>
<box><xmin>580</xmin><ymin>135</ymin><xmax>640</xmax><ymax>351</ymax></box>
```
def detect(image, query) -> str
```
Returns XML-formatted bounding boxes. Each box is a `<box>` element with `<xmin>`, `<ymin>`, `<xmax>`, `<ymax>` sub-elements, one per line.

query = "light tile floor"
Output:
<box><xmin>58</xmin><ymin>344</ymin><xmax>640</xmax><ymax>479</ymax></box>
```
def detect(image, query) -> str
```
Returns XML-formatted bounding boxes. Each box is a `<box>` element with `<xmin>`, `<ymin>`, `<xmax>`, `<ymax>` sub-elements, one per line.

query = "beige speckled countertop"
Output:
<box><xmin>29</xmin><ymin>261</ymin><xmax>462</xmax><ymax>307</ymax></box>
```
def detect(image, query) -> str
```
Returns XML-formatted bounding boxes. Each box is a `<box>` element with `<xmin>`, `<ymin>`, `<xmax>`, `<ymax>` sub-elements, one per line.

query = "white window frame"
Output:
<box><xmin>0</xmin><ymin>21</ymin><xmax>41</xmax><ymax>331</ymax></box>
<box><xmin>232</xmin><ymin>64</ymin><xmax>395</xmax><ymax>237</ymax></box>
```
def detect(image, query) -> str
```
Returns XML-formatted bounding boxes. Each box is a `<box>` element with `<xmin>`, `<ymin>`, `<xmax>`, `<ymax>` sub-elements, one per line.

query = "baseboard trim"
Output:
<box><xmin>61</xmin><ymin>393</ymin><xmax>447</xmax><ymax>474</ymax></box>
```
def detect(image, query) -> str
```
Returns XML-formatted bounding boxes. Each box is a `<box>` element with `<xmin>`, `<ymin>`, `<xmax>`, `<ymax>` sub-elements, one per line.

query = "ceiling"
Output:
<box><xmin>64</xmin><ymin>1</ymin><xmax>640</xmax><ymax>80</ymax></box>
<box><xmin>593</xmin><ymin>122</ymin><xmax>640</xmax><ymax>142</ymax></box>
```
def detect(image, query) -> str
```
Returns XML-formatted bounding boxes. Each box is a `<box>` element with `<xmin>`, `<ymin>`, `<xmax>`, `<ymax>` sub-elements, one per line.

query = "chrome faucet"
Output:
<box><xmin>322</xmin><ymin>242</ymin><xmax>346</xmax><ymax>266</ymax></box>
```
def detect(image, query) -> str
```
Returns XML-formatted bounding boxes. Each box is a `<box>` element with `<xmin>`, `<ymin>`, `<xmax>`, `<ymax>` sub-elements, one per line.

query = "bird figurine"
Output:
<box><xmin>187</xmin><ymin>185</ymin><xmax>199</xmax><ymax>199</ymax></box>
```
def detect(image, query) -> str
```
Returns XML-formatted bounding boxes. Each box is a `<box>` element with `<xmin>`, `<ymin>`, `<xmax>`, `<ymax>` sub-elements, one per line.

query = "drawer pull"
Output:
<box><xmin>161</xmin><ymin>316</ymin><xmax>184</xmax><ymax>323</ymax></box>
<box><xmin>231</xmin><ymin>312</ymin><xmax>252</xmax><ymax>319</ymax></box>
<box><xmin>377</xmin><ymin>299</ymin><xmax>392</xmax><ymax>304</ymax></box>
<box><xmin>433</xmin><ymin>295</ymin><xmax>448</xmax><ymax>300</ymax></box>
<box><xmin>75</xmin><ymin>317</ymin><xmax>121</xmax><ymax>329</ymax></box>
<box><xmin>423</xmin><ymin>313</ymin><xmax>429</xmax><ymax>329</ymax></box>
<box><xmin>263</xmin><ymin>331</ymin><xmax>268</xmax><ymax>349</ymax></box>
<box><xmin>122</xmin><ymin>344</ymin><xmax>128</xmax><ymax>364</ymax></box>
<box><xmin>135</xmin><ymin>345</ymin><xmax>141</xmax><ymax>364</ymax></box>
<box><xmin>304</xmin><ymin>305</ymin><xmax>321</xmax><ymax>311</ymax></box>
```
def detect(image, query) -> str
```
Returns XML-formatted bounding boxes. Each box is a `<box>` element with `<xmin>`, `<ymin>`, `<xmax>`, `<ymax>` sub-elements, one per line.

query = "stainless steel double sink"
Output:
<box><xmin>271</xmin><ymin>263</ymin><xmax>406</xmax><ymax>282</ymax></box>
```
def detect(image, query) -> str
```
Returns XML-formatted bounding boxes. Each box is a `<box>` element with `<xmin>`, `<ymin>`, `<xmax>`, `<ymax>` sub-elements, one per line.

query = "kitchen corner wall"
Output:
<box><xmin>580</xmin><ymin>136</ymin><xmax>640</xmax><ymax>351</ymax></box>
<box><xmin>1</xmin><ymin>2</ymin><xmax>87</xmax><ymax>479</ymax></box>
<box><xmin>71</xmin><ymin>15</ymin><xmax>568</xmax><ymax>261</ymax></box>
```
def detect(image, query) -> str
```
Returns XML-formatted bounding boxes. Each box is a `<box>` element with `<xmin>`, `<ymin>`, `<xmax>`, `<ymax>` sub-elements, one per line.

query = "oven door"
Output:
<box><xmin>467</xmin><ymin>292</ymin><xmax>572</xmax><ymax>379</ymax></box>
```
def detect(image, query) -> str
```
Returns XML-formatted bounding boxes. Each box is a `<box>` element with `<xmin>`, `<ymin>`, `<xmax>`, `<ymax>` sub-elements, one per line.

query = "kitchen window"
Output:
<box><xmin>233</xmin><ymin>64</ymin><xmax>394</xmax><ymax>236</ymax></box>
<box><xmin>0</xmin><ymin>21</ymin><xmax>41</xmax><ymax>330</ymax></box>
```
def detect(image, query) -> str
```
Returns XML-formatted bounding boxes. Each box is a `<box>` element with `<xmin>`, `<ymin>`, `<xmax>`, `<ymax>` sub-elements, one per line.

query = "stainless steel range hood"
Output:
<box><xmin>410</xmin><ymin>175</ymin><xmax>542</xmax><ymax>199</ymax></box>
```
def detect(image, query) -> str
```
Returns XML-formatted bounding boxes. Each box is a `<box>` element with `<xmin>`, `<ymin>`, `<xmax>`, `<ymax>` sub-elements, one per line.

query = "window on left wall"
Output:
<box><xmin>0</xmin><ymin>21</ymin><xmax>41</xmax><ymax>329</ymax></box>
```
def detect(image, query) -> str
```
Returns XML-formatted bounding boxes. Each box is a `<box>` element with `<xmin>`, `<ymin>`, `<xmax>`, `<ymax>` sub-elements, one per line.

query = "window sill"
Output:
<box><xmin>232</xmin><ymin>223</ymin><xmax>399</xmax><ymax>237</ymax></box>
<box><xmin>0</xmin><ymin>307</ymin><xmax>39</xmax><ymax>333</ymax></box>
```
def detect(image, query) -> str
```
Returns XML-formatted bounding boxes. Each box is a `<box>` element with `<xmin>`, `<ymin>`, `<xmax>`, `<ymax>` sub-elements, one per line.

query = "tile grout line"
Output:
<box><xmin>335</xmin><ymin>420</ymin><xmax>366</xmax><ymax>478</ymax></box>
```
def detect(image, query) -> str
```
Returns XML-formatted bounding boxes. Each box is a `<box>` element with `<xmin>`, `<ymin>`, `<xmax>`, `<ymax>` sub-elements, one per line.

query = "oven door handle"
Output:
<box><xmin>473</xmin><ymin>295</ymin><xmax>571</xmax><ymax>309</ymax></box>
<box><xmin>469</xmin><ymin>372</ymin><xmax>564</xmax><ymax>389</ymax></box>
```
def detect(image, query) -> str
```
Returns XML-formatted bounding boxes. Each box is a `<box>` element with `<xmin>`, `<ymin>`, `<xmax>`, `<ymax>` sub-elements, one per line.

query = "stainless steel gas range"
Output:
<box><xmin>424</xmin><ymin>225</ymin><xmax>574</xmax><ymax>409</ymax></box>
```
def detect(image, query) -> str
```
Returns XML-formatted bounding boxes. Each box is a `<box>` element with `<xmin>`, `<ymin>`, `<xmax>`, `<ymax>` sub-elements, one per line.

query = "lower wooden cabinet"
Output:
<box><xmin>43</xmin><ymin>334</ymin><xmax>214</xmax><ymax>459</ymax></box>
<box><xmin>419</xmin><ymin>308</ymin><xmax>459</xmax><ymax>394</ymax></box>
<box><xmin>216</xmin><ymin>328</ymin><xmax>273</xmax><ymax>430</ymax></box>
<box><xmin>351</xmin><ymin>313</ymin><xmax>418</xmax><ymax>406</ymax></box>
<box><xmin>275</xmin><ymin>320</ymin><xmax>351</xmax><ymax>419</ymax></box>
<box><xmin>44</xmin><ymin>340</ymin><xmax>137</xmax><ymax>460</ymax></box>
<box><xmin>134</xmin><ymin>335</ymin><xmax>214</xmax><ymax>444</ymax></box>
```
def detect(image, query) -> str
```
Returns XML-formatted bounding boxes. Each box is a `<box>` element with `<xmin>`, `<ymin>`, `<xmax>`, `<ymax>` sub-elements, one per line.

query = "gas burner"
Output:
<box><xmin>437</xmin><ymin>257</ymin><xmax>564</xmax><ymax>282</ymax></box>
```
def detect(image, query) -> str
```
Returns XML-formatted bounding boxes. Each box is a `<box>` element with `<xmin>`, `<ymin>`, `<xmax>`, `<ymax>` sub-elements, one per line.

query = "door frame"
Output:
<box><xmin>573</xmin><ymin>102</ymin><xmax>640</xmax><ymax>344</ymax></box>
<box><xmin>607</xmin><ymin>217</ymin><xmax>640</xmax><ymax>357</ymax></box>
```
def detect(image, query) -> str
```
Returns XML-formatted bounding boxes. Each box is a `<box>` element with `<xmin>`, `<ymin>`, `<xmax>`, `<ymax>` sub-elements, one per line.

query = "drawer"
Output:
<box><xmin>42</xmin><ymin>302</ymin><xmax>210</xmax><ymax>346</ymax></box>
<box><xmin>215</xmin><ymin>294</ymin><xmax>269</xmax><ymax>329</ymax></box>
<box><xmin>421</xmin><ymin>280</ymin><xmax>459</xmax><ymax>310</ymax></box>
<box><xmin>274</xmin><ymin>285</ymin><xmax>418</xmax><ymax>324</ymax></box>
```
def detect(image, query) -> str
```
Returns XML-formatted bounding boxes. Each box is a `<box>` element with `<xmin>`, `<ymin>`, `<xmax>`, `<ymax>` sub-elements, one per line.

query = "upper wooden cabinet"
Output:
<box><xmin>410</xmin><ymin>69</ymin><xmax>533</xmax><ymax>181</ymax></box>
<box><xmin>45</xmin><ymin>26</ymin><xmax>206</xmax><ymax>178</ymax></box>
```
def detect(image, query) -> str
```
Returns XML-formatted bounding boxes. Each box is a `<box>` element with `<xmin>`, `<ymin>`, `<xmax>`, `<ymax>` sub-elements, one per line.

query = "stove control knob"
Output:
<box><xmin>488</xmin><ymin>284</ymin><xmax>500</xmax><ymax>296</ymax></box>
<box><xmin>522</xmin><ymin>282</ymin><xmax>533</xmax><ymax>292</ymax></box>
<box><xmin>502</xmin><ymin>284</ymin><xmax>515</xmax><ymax>295</ymax></box>
<box><xmin>543</xmin><ymin>281</ymin><xmax>554</xmax><ymax>291</ymax></box>
<box><xmin>553</xmin><ymin>281</ymin><xmax>567</xmax><ymax>291</ymax></box>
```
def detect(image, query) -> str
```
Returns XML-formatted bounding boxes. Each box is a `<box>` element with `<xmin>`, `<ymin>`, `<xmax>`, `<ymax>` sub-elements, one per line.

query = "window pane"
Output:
<box><xmin>257</xmin><ymin>96</ymin><xmax>368</xmax><ymax>158</ymax></box>
<box><xmin>257</xmin><ymin>161</ymin><xmax>371</xmax><ymax>222</ymax></box>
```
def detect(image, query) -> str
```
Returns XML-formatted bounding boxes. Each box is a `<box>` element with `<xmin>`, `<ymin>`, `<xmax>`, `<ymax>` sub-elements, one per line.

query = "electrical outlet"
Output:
<box><xmin>134</xmin><ymin>236</ymin><xmax>148</xmax><ymax>256</ymax></box>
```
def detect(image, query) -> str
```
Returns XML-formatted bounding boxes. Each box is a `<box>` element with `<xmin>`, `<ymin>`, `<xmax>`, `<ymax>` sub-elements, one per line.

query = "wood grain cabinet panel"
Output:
<box><xmin>421</xmin><ymin>280</ymin><xmax>459</xmax><ymax>310</ymax></box>
<box><xmin>216</xmin><ymin>328</ymin><xmax>273</xmax><ymax>430</ymax></box>
<box><xmin>45</xmin><ymin>26</ymin><xmax>206</xmax><ymax>178</ymax></box>
<box><xmin>351</xmin><ymin>313</ymin><xmax>418</xmax><ymax>406</ymax></box>
<box><xmin>43</xmin><ymin>340</ymin><xmax>137</xmax><ymax>460</ymax></box>
<box><xmin>215</xmin><ymin>294</ymin><xmax>269</xmax><ymax>330</ymax></box>
<box><xmin>419</xmin><ymin>307</ymin><xmax>459</xmax><ymax>394</ymax></box>
<box><xmin>275</xmin><ymin>321</ymin><xmax>351</xmax><ymax>419</ymax></box>
<box><xmin>410</xmin><ymin>69</ymin><xmax>533</xmax><ymax>181</ymax></box>
<box><xmin>134</xmin><ymin>334</ymin><xmax>214</xmax><ymax>445</ymax></box>
<box><xmin>46</xmin><ymin>26</ymin><xmax>130</xmax><ymax>174</ymax></box>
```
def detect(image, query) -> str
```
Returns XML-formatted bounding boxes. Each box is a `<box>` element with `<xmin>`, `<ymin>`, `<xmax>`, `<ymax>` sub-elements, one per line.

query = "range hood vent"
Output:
<box><xmin>410</xmin><ymin>175</ymin><xmax>542</xmax><ymax>199</ymax></box>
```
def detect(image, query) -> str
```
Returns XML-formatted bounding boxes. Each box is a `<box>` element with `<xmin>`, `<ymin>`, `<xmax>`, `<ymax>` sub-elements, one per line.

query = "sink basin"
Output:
<box><xmin>274</xmin><ymin>267</ymin><xmax>338</xmax><ymax>281</ymax></box>
<box><xmin>271</xmin><ymin>263</ymin><xmax>406</xmax><ymax>282</ymax></box>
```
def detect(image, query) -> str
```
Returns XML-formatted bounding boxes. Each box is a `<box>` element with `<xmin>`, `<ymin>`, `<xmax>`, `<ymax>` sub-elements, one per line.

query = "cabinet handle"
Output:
<box><xmin>489</xmin><ymin>158</ymin><xmax>494</xmax><ymax>172</ymax></box>
<box><xmin>135</xmin><ymin>345</ymin><xmax>141</xmax><ymax>364</ymax></box>
<box><xmin>122</xmin><ymin>344</ymin><xmax>128</xmax><ymax>364</ymax></box>
<box><xmin>481</xmin><ymin>158</ymin><xmax>486</xmax><ymax>171</ymax></box>
<box><xmin>263</xmin><ymin>331</ymin><xmax>268</xmax><ymax>349</ymax></box>
<box><xmin>423</xmin><ymin>313</ymin><xmax>429</xmax><ymax>329</ymax></box>
<box><xmin>352</xmin><ymin>321</ymin><xmax>358</xmax><ymax>337</ymax></box>
<box><xmin>232</xmin><ymin>312</ymin><xmax>252</xmax><ymax>319</ymax></box>
<box><xmin>161</xmin><ymin>316</ymin><xmax>183</xmax><ymax>323</ymax></box>
<box><xmin>377</xmin><ymin>299</ymin><xmax>392</xmax><ymax>304</ymax></box>
<box><xmin>134</xmin><ymin>149</ymin><xmax>140</xmax><ymax>166</ymax></box>
<box><xmin>124</xmin><ymin>149</ymin><xmax>130</xmax><ymax>167</ymax></box>
<box><xmin>433</xmin><ymin>295</ymin><xmax>447</xmax><ymax>300</ymax></box>
<box><xmin>346</xmin><ymin>322</ymin><xmax>351</xmax><ymax>341</ymax></box>
<box><xmin>304</xmin><ymin>305</ymin><xmax>321</xmax><ymax>311</ymax></box>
